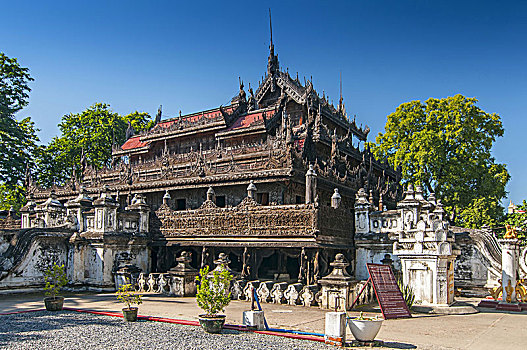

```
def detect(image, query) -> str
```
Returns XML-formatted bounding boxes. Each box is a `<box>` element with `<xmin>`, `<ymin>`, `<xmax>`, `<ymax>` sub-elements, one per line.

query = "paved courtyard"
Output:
<box><xmin>0</xmin><ymin>293</ymin><xmax>526</xmax><ymax>349</ymax></box>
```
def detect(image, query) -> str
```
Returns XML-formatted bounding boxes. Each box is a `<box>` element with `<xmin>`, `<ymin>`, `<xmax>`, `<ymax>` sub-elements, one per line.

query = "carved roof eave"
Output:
<box><xmin>215</xmin><ymin>124</ymin><xmax>267</xmax><ymax>140</ymax></box>
<box><xmin>254</xmin><ymin>74</ymin><xmax>272</xmax><ymax>102</ymax></box>
<box><xmin>320</xmin><ymin>108</ymin><xmax>368</xmax><ymax>141</ymax></box>
<box><xmin>219</xmin><ymin>101</ymin><xmax>249</xmax><ymax>128</ymax></box>
<box><xmin>32</xmin><ymin>168</ymin><xmax>294</xmax><ymax>200</ymax></box>
<box><xmin>113</xmin><ymin>145</ymin><xmax>151</xmax><ymax>157</ymax></box>
<box><xmin>314</xmin><ymin>136</ymin><xmax>399</xmax><ymax>179</ymax></box>
<box><xmin>155</xmin><ymin>105</ymin><xmax>229</xmax><ymax>127</ymax></box>
<box><xmin>140</xmin><ymin>121</ymin><xmax>226</xmax><ymax>142</ymax></box>
<box><xmin>120</xmin><ymin>169</ymin><xmax>293</xmax><ymax>192</ymax></box>
<box><xmin>89</xmin><ymin>144</ymin><xmax>291</xmax><ymax>183</ymax></box>
<box><xmin>275</xmin><ymin>73</ymin><xmax>307</xmax><ymax>105</ymax></box>
<box><xmin>255</xmin><ymin>72</ymin><xmax>308</xmax><ymax>107</ymax></box>
<box><xmin>256</xmin><ymin>71</ymin><xmax>368</xmax><ymax>141</ymax></box>
<box><xmin>159</xmin><ymin>237</ymin><xmax>322</xmax><ymax>248</ymax></box>
<box><xmin>316</xmin><ymin>137</ymin><xmax>362</xmax><ymax>161</ymax></box>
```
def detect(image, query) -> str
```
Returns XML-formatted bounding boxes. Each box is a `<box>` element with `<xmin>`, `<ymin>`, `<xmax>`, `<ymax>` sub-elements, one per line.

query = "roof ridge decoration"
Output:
<box><xmin>267</xmin><ymin>8</ymin><xmax>279</xmax><ymax>76</ymax></box>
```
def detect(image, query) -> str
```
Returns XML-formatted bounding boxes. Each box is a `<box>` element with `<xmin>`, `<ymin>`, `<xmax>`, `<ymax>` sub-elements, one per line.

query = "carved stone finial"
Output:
<box><xmin>170</xmin><ymin>251</ymin><xmax>197</xmax><ymax>274</ymax></box>
<box><xmin>321</xmin><ymin>253</ymin><xmax>353</xmax><ymax>281</ymax></box>
<box><xmin>247</xmin><ymin>180</ymin><xmax>257</xmax><ymax>199</ymax></box>
<box><xmin>415</xmin><ymin>185</ymin><xmax>425</xmax><ymax>201</ymax></box>
<box><xmin>355</xmin><ymin>188</ymin><xmax>369</xmax><ymax>205</ymax></box>
<box><xmin>381</xmin><ymin>253</ymin><xmax>393</xmax><ymax>266</ymax></box>
<box><xmin>428</xmin><ymin>193</ymin><xmax>436</xmax><ymax>205</ymax></box>
<box><xmin>206</xmin><ymin>186</ymin><xmax>215</xmax><ymax>201</ymax></box>
<box><xmin>401</xmin><ymin>183</ymin><xmax>417</xmax><ymax>203</ymax></box>
<box><xmin>211</xmin><ymin>252</ymin><xmax>235</xmax><ymax>276</ymax></box>
<box><xmin>163</xmin><ymin>190</ymin><xmax>171</xmax><ymax>206</ymax></box>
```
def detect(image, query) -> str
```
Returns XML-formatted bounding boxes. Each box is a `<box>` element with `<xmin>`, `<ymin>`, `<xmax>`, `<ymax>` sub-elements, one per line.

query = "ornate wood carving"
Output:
<box><xmin>155</xmin><ymin>199</ymin><xmax>317</xmax><ymax>238</ymax></box>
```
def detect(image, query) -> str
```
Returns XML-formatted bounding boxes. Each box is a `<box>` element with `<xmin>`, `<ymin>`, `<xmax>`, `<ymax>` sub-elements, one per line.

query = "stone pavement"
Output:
<box><xmin>1</xmin><ymin>293</ymin><xmax>526</xmax><ymax>349</ymax></box>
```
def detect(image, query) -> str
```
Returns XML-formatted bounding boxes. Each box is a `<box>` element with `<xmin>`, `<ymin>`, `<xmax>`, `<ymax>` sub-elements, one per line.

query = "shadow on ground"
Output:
<box><xmin>0</xmin><ymin>311</ymin><xmax>120</xmax><ymax>347</ymax></box>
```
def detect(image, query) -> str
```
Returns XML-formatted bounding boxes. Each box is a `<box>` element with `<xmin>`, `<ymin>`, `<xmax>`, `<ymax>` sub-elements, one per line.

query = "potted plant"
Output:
<box><xmin>116</xmin><ymin>283</ymin><xmax>143</xmax><ymax>322</ymax></box>
<box><xmin>43</xmin><ymin>263</ymin><xmax>68</xmax><ymax>311</ymax></box>
<box><xmin>347</xmin><ymin>312</ymin><xmax>384</xmax><ymax>342</ymax></box>
<box><xmin>195</xmin><ymin>265</ymin><xmax>233</xmax><ymax>333</ymax></box>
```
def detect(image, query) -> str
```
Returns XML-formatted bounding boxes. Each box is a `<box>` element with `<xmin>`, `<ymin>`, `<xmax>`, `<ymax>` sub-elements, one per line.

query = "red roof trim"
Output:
<box><xmin>121</xmin><ymin>136</ymin><xmax>148</xmax><ymax>151</ymax></box>
<box><xmin>153</xmin><ymin>106</ymin><xmax>234</xmax><ymax>131</ymax></box>
<box><xmin>226</xmin><ymin>111</ymin><xmax>267</xmax><ymax>131</ymax></box>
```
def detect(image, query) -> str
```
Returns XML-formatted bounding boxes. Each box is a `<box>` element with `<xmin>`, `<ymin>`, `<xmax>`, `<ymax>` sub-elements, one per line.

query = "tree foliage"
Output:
<box><xmin>195</xmin><ymin>265</ymin><xmax>233</xmax><ymax>317</ymax></box>
<box><xmin>0</xmin><ymin>53</ymin><xmax>39</xmax><ymax>211</ymax></box>
<box><xmin>501</xmin><ymin>201</ymin><xmax>527</xmax><ymax>242</ymax></box>
<box><xmin>35</xmin><ymin>103</ymin><xmax>153</xmax><ymax>187</ymax></box>
<box><xmin>0</xmin><ymin>53</ymin><xmax>33</xmax><ymax>117</ymax></box>
<box><xmin>115</xmin><ymin>284</ymin><xmax>143</xmax><ymax>310</ymax></box>
<box><xmin>43</xmin><ymin>263</ymin><xmax>68</xmax><ymax>299</ymax></box>
<box><xmin>369</xmin><ymin>95</ymin><xmax>509</xmax><ymax>228</ymax></box>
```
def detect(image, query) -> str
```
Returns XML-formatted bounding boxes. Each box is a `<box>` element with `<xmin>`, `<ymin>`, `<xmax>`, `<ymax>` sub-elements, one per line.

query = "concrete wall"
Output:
<box><xmin>0</xmin><ymin>229</ymin><xmax>150</xmax><ymax>292</ymax></box>
<box><xmin>355</xmin><ymin>245</ymin><xmax>401</xmax><ymax>280</ymax></box>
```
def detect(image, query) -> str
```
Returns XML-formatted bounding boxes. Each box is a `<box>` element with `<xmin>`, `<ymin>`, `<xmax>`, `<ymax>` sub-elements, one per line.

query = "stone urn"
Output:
<box><xmin>44</xmin><ymin>296</ymin><xmax>64</xmax><ymax>311</ymax></box>
<box><xmin>198</xmin><ymin>315</ymin><xmax>226</xmax><ymax>334</ymax></box>
<box><xmin>347</xmin><ymin>316</ymin><xmax>383</xmax><ymax>342</ymax></box>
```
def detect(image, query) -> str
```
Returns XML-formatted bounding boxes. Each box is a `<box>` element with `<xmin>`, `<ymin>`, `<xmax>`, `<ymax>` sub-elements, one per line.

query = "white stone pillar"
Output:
<box><xmin>243</xmin><ymin>310</ymin><xmax>265</xmax><ymax>330</ymax></box>
<box><xmin>499</xmin><ymin>239</ymin><xmax>520</xmax><ymax>303</ymax></box>
<box><xmin>325</xmin><ymin>312</ymin><xmax>346</xmax><ymax>346</ymax></box>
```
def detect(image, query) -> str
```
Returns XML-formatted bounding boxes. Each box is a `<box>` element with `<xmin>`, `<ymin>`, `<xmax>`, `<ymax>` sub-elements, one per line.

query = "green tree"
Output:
<box><xmin>0</xmin><ymin>53</ymin><xmax>39</xmax><ymax>211</ymax></box>
<box><xmin>35</xmin><ymin>103</ymin><xmax>152</xmax><ymax>186</ymax></box>
<box><xmin>0</xmin><ymin>53</ymin><xmax>33</xmax><ymax>117</ymax></box>
<box><xmin>501</xmin><ymin>201</ymin><xmax>527</xmax><ymax>242</ymax></box>
<box><xmin>369</xmin><ymin>95</ymin><xmax>509</xmax><ymax>228</ymax></box>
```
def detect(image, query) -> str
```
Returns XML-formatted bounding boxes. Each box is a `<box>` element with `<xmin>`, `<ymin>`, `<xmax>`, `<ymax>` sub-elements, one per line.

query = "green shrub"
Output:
<box><xmin>44</xmin><ymin>263</ymin><xmax>68</xmax><ymax>299</ymax></box>
<box><xmin>195</xmin><ymin>265</ymin><xmax>233</xmax><ymax>317</ymax></box>
<box><xmin>397</xmin><ymin>278</ymin><xmax>415</xmax><ymax>309</ymax></box>
<box><xmin>115</xmin><ymin>284</ymin><xmax>143</xmax><ymax>310</ymax></box>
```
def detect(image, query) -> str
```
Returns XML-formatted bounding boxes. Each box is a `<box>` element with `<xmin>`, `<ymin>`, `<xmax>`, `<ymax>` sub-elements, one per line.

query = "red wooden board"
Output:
<box><xmin>367</xmin><ymin>263</ymin><xmax>412</xmax><ymax>319</ymax></box>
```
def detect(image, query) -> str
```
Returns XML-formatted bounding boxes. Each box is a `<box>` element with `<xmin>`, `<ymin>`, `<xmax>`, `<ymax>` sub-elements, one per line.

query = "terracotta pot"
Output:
<box><xmin>122</xmin><ymin>307</ymin><xmax>138</xmax><ymax>322</ymax></box>
<box><xmin>348</xmin><ymin>318</ymin><xmax>383</xmax><ymax>342</ymax></box>
<box><xmin>44</xmin><ymin>296</ymin><xmax>64</xmax><ymax>311</ymax></box>
<box><xmin>198</xmin><ymin>314</ymin><xmax>226</xmax><ymax>333</ymax></box>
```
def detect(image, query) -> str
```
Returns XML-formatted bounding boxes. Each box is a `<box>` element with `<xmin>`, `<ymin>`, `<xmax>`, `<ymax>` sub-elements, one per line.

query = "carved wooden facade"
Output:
<box><xmin>28</xmin><ymin>37</ymin><xmax>402</xmax><ymax>281</ymax></box>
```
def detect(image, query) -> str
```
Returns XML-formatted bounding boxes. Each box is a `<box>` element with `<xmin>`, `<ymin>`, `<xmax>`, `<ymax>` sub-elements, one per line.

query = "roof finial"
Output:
<box><xmin>155</xmin><ymin>105</ymin><xmax>162</xmax><ymax>124</ymax></box>
<box><xmin>340</xmin><ymin>71</ymin><xmax>342</xmax><ymax>104</ymax></box>
<box><xmin>267</xmin><ymin>8</ymin><xmax>279</xmax><ymax>75</ymax></box>
<box><xmin>338</xmin><ymin>71</ymin><xmax>344</xmax><ymax>113</ymax></box>
<box><xmin>269</xmin><ymin>8</ymin><xmax>273</xmax><ymax>53</ymax></box>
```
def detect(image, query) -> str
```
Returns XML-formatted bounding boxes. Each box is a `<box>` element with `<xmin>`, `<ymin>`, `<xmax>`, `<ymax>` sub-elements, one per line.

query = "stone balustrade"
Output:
<box><xmin>126</xmin><ymin>253</ymin><xmax>377</xmax><ymax>311</ymax></box>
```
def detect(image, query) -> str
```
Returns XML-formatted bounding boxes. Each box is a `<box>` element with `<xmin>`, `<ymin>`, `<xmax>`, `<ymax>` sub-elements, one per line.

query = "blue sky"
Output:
<box><xmin>2</xmin><ymin>0</ymin><xmax>526</xmax><ymax>205</ymax></box>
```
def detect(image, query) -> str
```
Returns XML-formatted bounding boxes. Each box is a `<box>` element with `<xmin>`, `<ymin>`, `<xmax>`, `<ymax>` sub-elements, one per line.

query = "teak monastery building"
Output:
<box><xmin>27</xmin><ymin>33</ymin><xmax>402</xmax><ymax>284</ymax></box>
